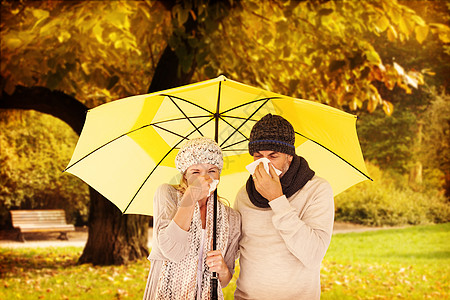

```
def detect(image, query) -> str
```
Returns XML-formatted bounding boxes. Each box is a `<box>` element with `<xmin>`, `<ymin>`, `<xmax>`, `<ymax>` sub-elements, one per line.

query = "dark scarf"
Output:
<box><xmin>246</xmin><ymin>155</ymin><xmax>315</xmax><ymax>208</ymax></box>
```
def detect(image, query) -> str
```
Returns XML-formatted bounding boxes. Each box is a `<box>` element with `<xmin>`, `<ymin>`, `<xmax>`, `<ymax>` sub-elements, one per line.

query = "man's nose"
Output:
<box><xmin>263</xmin><ymin>155</ymin><xmax>273</xmax><ymax>162</ymax></box>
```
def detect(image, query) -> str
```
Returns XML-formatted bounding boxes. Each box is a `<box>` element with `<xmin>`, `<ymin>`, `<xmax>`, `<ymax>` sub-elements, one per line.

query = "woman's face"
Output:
<box><xmin>184</xmin><ymin>163</ymin><xmax>220</xmax><ymax>184</ymax></box>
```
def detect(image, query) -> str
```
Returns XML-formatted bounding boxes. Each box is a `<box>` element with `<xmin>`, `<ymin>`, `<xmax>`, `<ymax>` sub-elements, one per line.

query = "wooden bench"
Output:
<box><xmin>10</xmin><ymin>209</ymin><xmax>75</xmax><ymax>242</ymax></box>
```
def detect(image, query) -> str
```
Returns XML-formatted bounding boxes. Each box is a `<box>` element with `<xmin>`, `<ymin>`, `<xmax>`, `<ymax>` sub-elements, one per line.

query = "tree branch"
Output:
<box><xmin>0</xmin><ymin>85</ymin><xmax>87</xmax><ymax>135</ymax></box>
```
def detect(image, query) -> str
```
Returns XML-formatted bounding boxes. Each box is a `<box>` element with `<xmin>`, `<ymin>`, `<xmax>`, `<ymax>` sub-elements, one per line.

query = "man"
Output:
<box><xmin>234</xmin><ymin>114</ymin><xmax>334</xmax><ymax>300</ymax></box>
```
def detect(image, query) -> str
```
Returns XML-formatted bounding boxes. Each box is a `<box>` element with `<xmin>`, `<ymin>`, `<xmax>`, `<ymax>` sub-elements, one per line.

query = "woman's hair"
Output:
<box><xmin>171</xmin><ymin>175</ymin><xmax>230</xmax><ymax>206</ymax></box>
<box><xmin>172</xmin><ymin>175</ymin><xmax>189</xmax><ymax>194</ymax></box>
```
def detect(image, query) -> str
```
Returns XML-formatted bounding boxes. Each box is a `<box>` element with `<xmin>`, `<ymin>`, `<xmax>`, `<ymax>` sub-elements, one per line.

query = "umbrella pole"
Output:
<box><xmin>211</xmin><ymin>91</ymin><xmax>220</xmax><ymax>299</ymax></box>
<box><xmin>211</xmin><ymin>189</ymin><xmax>218</xmax><ymax>300</ymax></box>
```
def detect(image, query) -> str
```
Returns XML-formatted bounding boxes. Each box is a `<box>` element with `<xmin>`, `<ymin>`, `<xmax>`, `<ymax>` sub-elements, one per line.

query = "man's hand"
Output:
<box><xmin>252</xmin><ymin>162</ymin><xmax>283</xmax><ymax>201</ymax></box>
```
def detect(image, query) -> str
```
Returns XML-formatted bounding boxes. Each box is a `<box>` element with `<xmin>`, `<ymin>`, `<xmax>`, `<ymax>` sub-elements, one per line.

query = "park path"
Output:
<box><xmin>0</xmin><ymin>222</ymin><xmax>391</xmax><ymax>249</ymax></box>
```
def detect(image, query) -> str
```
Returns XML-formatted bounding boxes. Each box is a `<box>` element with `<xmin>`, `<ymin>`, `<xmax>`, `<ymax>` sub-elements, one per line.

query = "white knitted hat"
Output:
<box><xmin>175</xmin><ymin>137</ymin><xmax>223</xmax><ymax>173</ymax></box>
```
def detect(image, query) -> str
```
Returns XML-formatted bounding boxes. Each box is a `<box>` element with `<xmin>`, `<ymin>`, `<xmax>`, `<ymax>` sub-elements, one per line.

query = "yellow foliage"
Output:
<box><xmin>415</xmin><ymin>25</ymin><xmax>429</xmax><ymax>44</ymax></box>
<box><xmin>382</xmin><ymin>100</ymin><xmax>394</xmax><ymax>116</ymax></box>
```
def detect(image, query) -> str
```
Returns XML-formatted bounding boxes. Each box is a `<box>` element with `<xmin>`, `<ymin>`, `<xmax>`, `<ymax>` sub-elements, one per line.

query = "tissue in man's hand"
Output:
<box><xmin>208</xmin><ymin>179</ymin><xmax>220</xmax><ymax>197</ymax></box>
<box><xmin>245</xmin><ymin>158</ymin><xmax>282</xmax><ymax>176</ymax></box>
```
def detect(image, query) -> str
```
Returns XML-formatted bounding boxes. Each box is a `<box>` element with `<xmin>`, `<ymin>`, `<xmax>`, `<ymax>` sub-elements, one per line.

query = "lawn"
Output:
<box><xmin>0</xmin><ymin>223</ymin><xmax>448</xmax><ymax>299</ymax></box>
<box><xmin>320</xmin><ymin>223</ymin><xmax>449</xmax><ymax>299</ymax></box>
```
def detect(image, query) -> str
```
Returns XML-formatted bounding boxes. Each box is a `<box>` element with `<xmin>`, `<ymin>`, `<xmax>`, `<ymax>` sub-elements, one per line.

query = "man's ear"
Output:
<box><xmin>288</xmin><ymin>155</ymin><xmax>293</xmax><ymax>163</ymax></box>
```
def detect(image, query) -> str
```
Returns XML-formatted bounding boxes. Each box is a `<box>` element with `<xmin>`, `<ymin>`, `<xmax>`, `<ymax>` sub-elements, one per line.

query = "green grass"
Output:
<box><xmin>1</xmin><ymin>224</ymin><xmax>448</xmax><ymax>299</ymax></box>
<box><xmin>321</xmin><ymin>223</ymin><xmax>450</xmax><ymax>299</ymax></box>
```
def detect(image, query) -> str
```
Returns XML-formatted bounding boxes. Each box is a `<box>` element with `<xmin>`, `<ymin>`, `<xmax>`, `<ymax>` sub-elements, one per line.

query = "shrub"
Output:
<box><xmin>0</xmin><ymin>111</ymin><xmax>89</xmax><ymax>228</ymax></box>
<box><xmin>335</xmin><ymin>163</ymin><xmax>450</xmax><ymax>226</ymax></box>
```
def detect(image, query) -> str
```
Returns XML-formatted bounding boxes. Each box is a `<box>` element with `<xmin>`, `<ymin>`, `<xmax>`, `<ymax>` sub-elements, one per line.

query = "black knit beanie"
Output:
<box><xmin>248</xmin><ymin>114</ymin><xmax>296</xmax><ymax>156</ymax></box>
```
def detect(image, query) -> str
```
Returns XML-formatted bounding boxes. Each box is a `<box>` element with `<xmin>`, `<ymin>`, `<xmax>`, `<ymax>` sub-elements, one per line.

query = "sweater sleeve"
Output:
<box><xmin>222</xmin><ymin>207</ymin><xmax>241</xmax><ymax>285</ymax></box>
<box><xmin>153</xmin><ymin>184</ymin><xmax>190</xmax><ymax>262</ymax></box>
<box><xmin>268</xmin><ymin>178</ymin><xmax>334</xmax><ymax>269</ymax></box>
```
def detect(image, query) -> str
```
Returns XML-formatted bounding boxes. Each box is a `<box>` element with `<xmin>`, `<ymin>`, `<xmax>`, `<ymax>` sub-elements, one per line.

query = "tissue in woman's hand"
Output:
<box><xmin>245</xmin><ymin>158</ymin><xmax>282</xmax><ymax>176</ymax></box>
<box><xmin>208</xmin><ymin>179</ymin><xmax>220</xmax><ymax>196</ymax></box>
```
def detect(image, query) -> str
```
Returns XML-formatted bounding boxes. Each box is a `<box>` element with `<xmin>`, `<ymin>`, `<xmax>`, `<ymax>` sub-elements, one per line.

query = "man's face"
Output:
<box><xmin>253</xmin><ymin>151</ymin><xmax>293</xmax><ymax>176</ymax></box>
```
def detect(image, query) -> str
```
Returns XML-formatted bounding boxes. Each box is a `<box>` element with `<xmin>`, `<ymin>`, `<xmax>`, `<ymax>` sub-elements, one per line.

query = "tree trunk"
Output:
<box><xmin>1</xmin><ymin>2</ymin><xmax>199</xmax><ymax>265</ymax></box>
<box><xmin>80</xmin><ymin>41</ymin><xmax>196</xmax><ymax>265</ymax></box>
<box><xmin>147</xmin><ymin>45</ymin><xmax>195</xmax><ymax>93</ymax></box>
<box><xmin>444</xmin><ymin>170</ymin><xmax>450</xmax><ymax>201</ymax></box>
<box><xmin>78</xmin><ymin>188</ymin><xmax>149</xmax><ymax>265</ymax></box>
<box><xmin>409</xmin><ymin>121</ymin><xmax>423</xmax><ymax>190</ymax></box>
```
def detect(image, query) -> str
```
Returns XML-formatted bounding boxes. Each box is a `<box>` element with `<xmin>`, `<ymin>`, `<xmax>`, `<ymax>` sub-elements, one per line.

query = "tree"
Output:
<box><xmin>3</xmin><ymin>1</ymin><xmax>449</xmax><ymax>111</ymax></box>
<box><xmin>197</xmin><ymin>0</ymin><xmax>449</xmax><ymax>114</ymax></box>
<box><xmin>1</xmin><ymin>0</ymin><xmax>449</xmax><ymax>264</ymax></box>
<box><xmin>0</xmin><ymin>109</ymin><xmax>89</xmax><ymax>228</ymax></box>
<box><xmin>355</xmin><ymin>0</ymin><xmax>450</xmax><ymax>192</ymax></box>
<box><xmin>1</xmin><ymin>0</ymin><xmax>237</xmax><ymax>265</ymax></box>
<box><xmin>420</xmin><ymin>91</ymin><xmax>450</xmax><ymax>198</ymax></box>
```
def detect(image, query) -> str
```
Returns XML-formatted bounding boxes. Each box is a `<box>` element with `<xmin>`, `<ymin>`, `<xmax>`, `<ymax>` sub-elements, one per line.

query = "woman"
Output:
<box><xmin>143</xmin><ymin>137</ymin><xmax>241</xmax><ymax>300</ymax></box>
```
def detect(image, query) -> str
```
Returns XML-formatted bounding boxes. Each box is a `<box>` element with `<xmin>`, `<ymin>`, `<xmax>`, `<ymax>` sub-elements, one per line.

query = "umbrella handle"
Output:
<box><xmin>211</xmin><ymin>274</ymin><xmax>218</xmax><ymax>300</ymax></box>
<box><xmin>211</xmin><ymin>189</ymin><xmax>218</xmax><ymax>299</ymax></box>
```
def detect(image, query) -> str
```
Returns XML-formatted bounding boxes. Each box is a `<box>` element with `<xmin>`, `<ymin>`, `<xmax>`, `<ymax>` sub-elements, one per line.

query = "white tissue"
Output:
<box><xmin>245</xmin><ymin>157</ymin><xmax>282</xmax><ymax>176</ymax></box>
<box><xmin>208</xmin><ymin>179</ymin><xmax>220</xmax><ymax>196</ymax></box>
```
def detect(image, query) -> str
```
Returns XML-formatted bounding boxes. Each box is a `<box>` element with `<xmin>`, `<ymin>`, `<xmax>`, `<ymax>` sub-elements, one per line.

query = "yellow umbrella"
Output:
<box><xmin>65</xmin><ymin>75</ymin><xmax>371</xmax><ymax>216</ymax></box>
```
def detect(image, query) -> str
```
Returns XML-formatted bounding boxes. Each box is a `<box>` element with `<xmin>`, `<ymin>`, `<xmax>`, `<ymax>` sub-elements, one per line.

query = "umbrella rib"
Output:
<box><xmin>122</xmin><ymin>117</ymin><xmax>215</xmax><ymax>213</ymax></box>
<box><xmin>295</xmin><ymin>131</ymin><xmax>373</xmax><ymax>181</ymax></box>
<box><xmin>152</xmin><ymin>124</ymin><xmax>192</xmax><ymax>140</ymax></box>
<box><xmin>217</xmin><ymin>116</ymin><xmax>249</xmax><ymax>141</ymax></box>
<box><xmin>64</xmin><ymin>122</ymin><xmax>176</xmax><ymax>171</ymax></box>
<box><xmin>122</xmin><ymin>142</ymin><xmax>184</xmax><ymax>214</ymax></box>
<box><xmin>64</xmin><ymin>130</ymin><xmax>141</xmax><ymax>172</ymax></box>
<box><xmin>222</xmin><ymin>116</ymin><xmax>259</xmax><ymax>122</ymax></box>
<box><xmin>214</xmin><ymin>82</ymin><xmax>221</xmax><ymax>142</ymax></box>
<box><xmin>219</xmin><ymin>98</ymin><xmax>271</xmax><ymax>148</ymax></box>
<box><xmin>221</xmin><ymin>139</ymin><xmax>248</xmax><ymax>151</ymax></box>
<box><xmin>222</xmin><ymin>148</ymin><xmax>248</xmax><ymax>152</ymax></box>
<box><xmin>152</xmin><ymin>115</ymin><xmax>211</xmax><ymax>126</ymax></box>
<box><xmin>220</xmin><ymin>97</ymin><xmax>281</xmax><ymax>115</ymax></box>
<box><xmin>64</xmin><ymin>115</ymin><xmax>215</xmax><ymax>172</ymax></box>
<box><xmin>168</xmin><ymin>95</ymin><xmax>205</xmax><ymax>136</ymax></box>
<box><xmin>160</xmin><ymin>94</ymin><xmax>214</xmax><ymax>114</ymax></box>
<box><xmin>218</xmin><ymin>115</ymin><xmax>259</xmax><ymax>148</ymax></box>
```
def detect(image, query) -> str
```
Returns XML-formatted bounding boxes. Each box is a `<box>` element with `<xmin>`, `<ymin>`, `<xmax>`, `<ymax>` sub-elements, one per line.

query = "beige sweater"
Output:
<box><xmin>234</xmin><ymin>175</ymin><xmax>334</xmax><ymax>300</ymax></box>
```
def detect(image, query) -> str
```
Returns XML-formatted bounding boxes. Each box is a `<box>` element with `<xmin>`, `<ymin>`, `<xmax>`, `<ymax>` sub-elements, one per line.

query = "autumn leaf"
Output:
<box><xmin>382</xmin><ymin>100</ymin><xmax>394</xmax><ymax>116</ymax></box>
<box><xmin>415</xmin><ymin>25</ymin><xmax>429</xmax><ymax>44</ymax></box>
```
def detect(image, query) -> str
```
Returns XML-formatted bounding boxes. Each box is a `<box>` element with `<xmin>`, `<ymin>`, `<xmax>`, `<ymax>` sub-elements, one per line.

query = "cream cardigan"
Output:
<box><xmin>234</xmin><ymin>175</ymin><xmax>334</xmax><ymax>300</ymax></box>
<box><xmin>143</xmin><ymin>184</ymin><xmax>241</xmax><ymax>300</ymax></box>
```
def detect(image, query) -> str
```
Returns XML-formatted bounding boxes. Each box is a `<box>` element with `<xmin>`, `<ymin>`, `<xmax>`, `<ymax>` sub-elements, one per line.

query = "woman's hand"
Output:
<box><xmin>180</xmin><ymin>175</ymin><xmax>212</xmax><ymax>207</ymax></box>
<box><xmin>206</xmin><ymin>250</ymin><xmax>232</xmax><ymax>286</ymax></box>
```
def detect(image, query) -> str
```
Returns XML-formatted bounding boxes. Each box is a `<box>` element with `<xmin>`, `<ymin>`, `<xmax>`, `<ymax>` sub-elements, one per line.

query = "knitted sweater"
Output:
<box><xmin>234</xmin><ymin>175</ymin><xmax>334</xmax><ymax>300</ymax></box>
<box><xmin>143</xmin><ymin>184</ymin><xmax>241</xmax><ymax>300</ymax></box>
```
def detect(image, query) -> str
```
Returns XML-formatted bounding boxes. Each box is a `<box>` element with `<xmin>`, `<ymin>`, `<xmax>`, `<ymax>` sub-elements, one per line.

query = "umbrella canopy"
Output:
<box><xmin>65</xmin><ymin>75</ymin><xmax>371</xmax><ymax>216</ymax></box>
